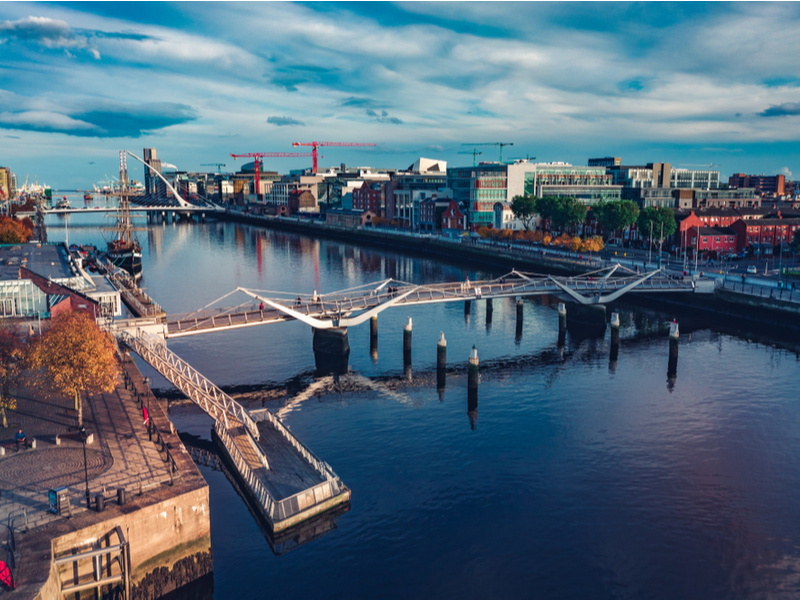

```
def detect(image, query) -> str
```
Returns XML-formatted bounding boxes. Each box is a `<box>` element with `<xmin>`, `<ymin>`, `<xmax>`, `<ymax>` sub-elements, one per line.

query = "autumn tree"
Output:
<box><xmin>591</xmin><ymin>200</ymin><xmax>639</xmax><ymax>240</ymax></box>
<box><xmin>0</xmin><ymin>216</ymin><xmax>33</xmax><ymax>244</ymax></box>
<box><xmin>28</xmin><ymin>311</ymin><xmax>120</xmax><ymax>427</ymax></box>
<box><xmin>0</xmin><ymin>324</ymin><xmax>25</xmax><ymax>428</ymax></box>
<box><xmin>510</xmin><ymin>195</ymin><xmax>539</xmax><ymax>231</ymax></box>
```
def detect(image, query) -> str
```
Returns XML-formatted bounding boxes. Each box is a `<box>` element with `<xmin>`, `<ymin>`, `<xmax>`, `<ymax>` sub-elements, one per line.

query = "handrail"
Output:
<box><xmin>214</xmin><ymin>422</ymin><xmax>274</xmax><ymax>518</ymax></box>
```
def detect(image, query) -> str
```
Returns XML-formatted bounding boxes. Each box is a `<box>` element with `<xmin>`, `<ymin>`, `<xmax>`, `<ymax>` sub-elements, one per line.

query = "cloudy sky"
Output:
<box><xmin>1</xmin><ymin>1</ymin><xmax>799</xmax><ymax>188</ymax></box>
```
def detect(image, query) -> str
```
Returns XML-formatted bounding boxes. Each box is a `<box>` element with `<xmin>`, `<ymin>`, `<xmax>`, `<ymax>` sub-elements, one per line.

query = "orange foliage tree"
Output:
<box><xmin>28</xmin><ymin>311</ymin><xmax>120</xmax><ymax>427</ymax></box>
<box><xmin>0</xmin><ymin>216</ymin><xmax>33</xmax><ymax>244</ymax></box>
<box><xmin>0</xmin><ymin>323</ymin><xmax>25</xmax><ymax>428</ymax></box>
<box><xmin>570</xmin><ymin>236</ymin><xmax>583</xmax><ymax>252</ymax></box>
<box><xmin>581</xmin><ymin>236</ymin><xmax>605</xmax><ymax>254</ymax></box>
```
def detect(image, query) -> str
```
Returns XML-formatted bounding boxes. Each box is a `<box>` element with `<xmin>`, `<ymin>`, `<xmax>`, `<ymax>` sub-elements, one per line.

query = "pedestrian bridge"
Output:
<box><xmin>114</xmin><ymin>266</ymin><xmax>703</xmax><ymax>340</ymax></box>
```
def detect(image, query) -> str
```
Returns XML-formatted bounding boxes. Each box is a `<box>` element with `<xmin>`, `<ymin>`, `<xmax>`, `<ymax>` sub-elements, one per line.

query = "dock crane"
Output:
<box><xmin>200</xmin><ymin>163</ymin><xmax>227</xmax><ymax>173</ymax></box>
<box><xmin>461</xmin><ymin>142</ymin><xmax>514</xmax><ymax>163</ymax></box>
<box><xmin>291</xmin><ymin>141</ymin><xmax>376</xmax><ymax>174</ymax></box>
<box><xmin>457</xmin><ymin>150</ymin><xmax>483</xmax><ymax>167</ymax></box>
<box><xmin>230</xmin><ymin>152</ymin><xmax>313</xmax><ymax>198</ymax></box>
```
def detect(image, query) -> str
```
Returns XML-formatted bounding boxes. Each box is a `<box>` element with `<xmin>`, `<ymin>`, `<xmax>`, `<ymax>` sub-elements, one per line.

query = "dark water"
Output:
<box><xmin>47</xmin><ymin>210</ymin><xmax>800</xmax><ymax>599</ymax></box>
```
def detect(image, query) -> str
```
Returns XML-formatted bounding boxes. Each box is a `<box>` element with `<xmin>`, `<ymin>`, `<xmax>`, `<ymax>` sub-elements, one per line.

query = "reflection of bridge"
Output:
<box><xmin>117</xmin><ymin>266</ymin><xmax>703</xmax><ymax>339</ymax></box>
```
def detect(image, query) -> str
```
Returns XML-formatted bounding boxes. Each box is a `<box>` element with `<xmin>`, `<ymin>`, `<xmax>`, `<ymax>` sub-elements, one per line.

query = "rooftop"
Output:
<box><xmin>0</xmin><ymin>242</ymin><xmax>73</xmax><ymax>281</ymax></box>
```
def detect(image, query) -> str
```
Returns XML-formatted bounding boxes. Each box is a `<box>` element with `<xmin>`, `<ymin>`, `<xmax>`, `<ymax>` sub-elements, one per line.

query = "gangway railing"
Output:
<box><xmin>118</xmin><ymin>329</ymin><xmax>259</xmax><ymax>439</ymax></box>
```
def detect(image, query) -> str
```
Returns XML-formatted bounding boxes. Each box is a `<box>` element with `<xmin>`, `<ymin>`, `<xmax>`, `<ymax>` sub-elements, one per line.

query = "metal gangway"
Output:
<box><xmin>117</xmin><ymin>329</ymin><xmax>349</xmax><ymax>531</ymax></box>
<box><xmin>135</xmin><ymin>266</ymin><xmax>698</xmax><ymax>339</ymax></box>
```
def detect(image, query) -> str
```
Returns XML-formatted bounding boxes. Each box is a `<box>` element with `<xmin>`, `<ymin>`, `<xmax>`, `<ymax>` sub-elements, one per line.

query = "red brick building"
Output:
<box><xmin>441</xmin><ymin>200</ymin><xmax>467</xmax><ymax>231</ymax></box>
<box><xmin>730</xmin><ymin>217</ymin><xmax>800</xmax><ymax>254</ymax></box>
<box><xmin>686</xmin><ymin>227</ymin><xmax>738</xmax><ymax>256</ymax></box>
<box><xmin>353</xmin><ymin>182</ymin><xmax>385</xmax><ymax>215</ymax></box>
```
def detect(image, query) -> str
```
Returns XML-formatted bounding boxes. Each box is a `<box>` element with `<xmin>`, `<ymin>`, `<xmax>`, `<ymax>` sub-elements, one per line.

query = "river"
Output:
<box><xmin>46</xmin><ymin>199</ymin><xmax>800</xmax><ymax>599</ymax></box>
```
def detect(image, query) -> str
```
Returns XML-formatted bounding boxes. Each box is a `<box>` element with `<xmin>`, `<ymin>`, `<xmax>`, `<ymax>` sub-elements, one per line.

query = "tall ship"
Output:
<box><xmin>105</xmin><ymin>153</ymin><xmax>143</xmax><ymax>278</ymax></box>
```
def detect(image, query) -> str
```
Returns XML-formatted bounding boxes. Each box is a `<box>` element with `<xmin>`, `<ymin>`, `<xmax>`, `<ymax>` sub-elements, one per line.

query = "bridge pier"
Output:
<box><xmin>312</xmin><ymin>327</ymin><xmax>350</xmax><ymax>375</ymax></box>
<box><xmin>485</xmin><ymin>298</ymin><xmax>493</xmax><ymax>328</ymax></box>
<box><xmin>565</xmin><ymin>303</ymin><xmax>607</xmax><ymax>339</ymax></box>
<box><xmin>370</xmin><ymin>316</ymin><xmax>378</xmax><ymax>364</ymax></box>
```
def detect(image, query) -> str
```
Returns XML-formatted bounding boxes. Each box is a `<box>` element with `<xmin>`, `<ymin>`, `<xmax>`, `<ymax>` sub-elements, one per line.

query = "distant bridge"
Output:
<box><xmin>115</xmin><ymin>266</ymin><xmax>705</xmax><ymax>340</ymax></box>
<box><xmin>42</xmin><ymin>205</ymin><xmax>223</xmax><ymax>216</ymax></box>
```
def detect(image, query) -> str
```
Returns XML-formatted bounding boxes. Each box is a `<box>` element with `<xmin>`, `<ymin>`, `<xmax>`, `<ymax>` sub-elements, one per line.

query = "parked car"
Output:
<box><xmin>746</xmin><ymin>265</ymin><xmax>757</xmax><ymax>274</ymax></box>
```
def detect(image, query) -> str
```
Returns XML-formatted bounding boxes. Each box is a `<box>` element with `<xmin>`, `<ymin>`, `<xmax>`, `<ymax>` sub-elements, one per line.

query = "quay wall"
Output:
<box><xmin>17</xmin><ymin>357</ymin><xmax>212</xmax><ymax>600</ymax></box>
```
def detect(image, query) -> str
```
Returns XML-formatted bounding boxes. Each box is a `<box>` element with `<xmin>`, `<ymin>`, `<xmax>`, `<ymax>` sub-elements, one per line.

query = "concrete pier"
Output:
<box><xmin>313</xmin><ymin>327</ymin><xmax>350</xmax><ymax>375</ymax></box>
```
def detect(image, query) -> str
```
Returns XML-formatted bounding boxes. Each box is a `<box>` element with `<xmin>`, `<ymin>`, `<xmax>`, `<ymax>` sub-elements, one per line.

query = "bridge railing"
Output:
<box><xmin>719</xmin><ymin>280</ymin><xmax>799</xmax><ymax>304</ymax></box>
<box><xmin>119</xmin><ymin>330</ymin><xmax>260</xmax><ymax>439</ymax></box>
<box><xmin>250</xmin><ymin>409</ymin><xmax>339</xmax><ymax>482</ymax></box>
<box><xmin>214</xmin><ymin>422</ymin><xmax>274</xmax><ymax>518</ymax></box>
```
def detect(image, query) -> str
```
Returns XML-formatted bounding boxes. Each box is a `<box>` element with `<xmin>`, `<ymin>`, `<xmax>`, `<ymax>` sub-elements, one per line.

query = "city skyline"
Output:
<box><xmin>1</xmin><ymin>1</ymin><xmax>799</xmax><ymax>187</ymax></box>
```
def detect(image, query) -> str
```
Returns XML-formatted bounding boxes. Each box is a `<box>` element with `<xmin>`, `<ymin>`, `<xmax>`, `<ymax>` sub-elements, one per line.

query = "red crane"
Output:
<box><xmin>291</xmin><ymin>141</ymin><xmax>376</xmax><ymax>174</ymax></box>
<box><xmin>230</xmin><ymin>152</ymin><xmax>313</xmax><ymax>198</ymax></box>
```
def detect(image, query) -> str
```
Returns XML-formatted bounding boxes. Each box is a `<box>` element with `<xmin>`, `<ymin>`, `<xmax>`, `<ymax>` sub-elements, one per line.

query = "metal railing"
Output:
<box><xmin>718</xmin><ymin>280</ymin><xmax>800</xmax><ymax>304</ymax></box>
<box><xmin>119</xmin><ymin>330</ymin><xmax>260</xmax><ymax>439</ymax></box>
<box><xmin>214</xmin><ymin>422</ymin><xmax>274</xmax><ymax>518</ymax></box>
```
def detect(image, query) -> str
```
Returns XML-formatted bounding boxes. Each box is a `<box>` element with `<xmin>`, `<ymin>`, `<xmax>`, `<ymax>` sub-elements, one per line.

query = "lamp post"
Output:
<box><xmin>80</xmin><ymin>425</ymin><xmax>90</xmax><ymax>508</ymax></box>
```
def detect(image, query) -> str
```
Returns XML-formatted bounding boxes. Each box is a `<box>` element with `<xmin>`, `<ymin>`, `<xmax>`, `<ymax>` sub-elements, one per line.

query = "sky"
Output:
<box><xmin>1</xmin><ymin>1</ymin><xmax>800</xmax><ymax>189</ymax></box>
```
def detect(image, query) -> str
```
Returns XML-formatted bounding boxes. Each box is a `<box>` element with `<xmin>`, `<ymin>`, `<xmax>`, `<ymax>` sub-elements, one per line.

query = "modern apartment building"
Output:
<box><xmin>728</xmin><ymin>173</ymin><xmax>786</xmax><ymax>196</ymax></box>
<box><xmin>142</xmin><ymin>148</ymin><xmax>162</xmax><ymax>197</ymax></box>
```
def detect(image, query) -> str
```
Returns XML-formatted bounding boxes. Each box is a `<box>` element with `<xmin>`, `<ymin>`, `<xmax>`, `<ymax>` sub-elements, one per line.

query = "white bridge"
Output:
<box><xmin>115</xmin><ymin>266</ymin><xmax>703</xmax><ymax>340</ymax></box>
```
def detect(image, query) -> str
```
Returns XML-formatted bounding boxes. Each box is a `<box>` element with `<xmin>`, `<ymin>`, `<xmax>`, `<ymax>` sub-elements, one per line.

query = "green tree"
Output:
<box><xmin>0</xmin><ymin>324</ymin><xmax>25</xmax><ymax>428</ymax></box>
<box><xmin>28</xmin><ymin>311</ymin><xmax>120</xmax><ymax>427</ymax></box>
<box><xmin>591</xmin><ymin>200</ymin><xmax>639</xmax><ymax>239</ymax></box>
<box><xmin>510</xmin><ymin>195</ymin><xmax>539</xmax><ymax>231</ymax></box>
<box><xmin>532</xmin><ymin>196</ymin><xmax>562</xmax><ymax>225</ymax></box>
<box><xmin>638</xmin><ymin>207</ymin><xmax>677</xmax><ymax>247</ymax></box>
<box><xmin>550</xmin><ymin>196</ymin><xmax>587</xmax><ymax>232</ymax></box>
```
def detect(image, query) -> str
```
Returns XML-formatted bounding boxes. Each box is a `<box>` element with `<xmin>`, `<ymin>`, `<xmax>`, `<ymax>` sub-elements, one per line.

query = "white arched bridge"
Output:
<box><xmin>116</xmin><ymin>265</ymin><xmax>705</xmax><ymax>340</ymax></box>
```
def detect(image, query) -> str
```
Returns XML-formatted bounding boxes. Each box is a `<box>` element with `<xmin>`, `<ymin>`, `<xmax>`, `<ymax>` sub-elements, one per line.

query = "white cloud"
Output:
<box><xmin>779</xmin><ymin>167</ymin><xmax>793</xmax><ymax>178</ymax></box>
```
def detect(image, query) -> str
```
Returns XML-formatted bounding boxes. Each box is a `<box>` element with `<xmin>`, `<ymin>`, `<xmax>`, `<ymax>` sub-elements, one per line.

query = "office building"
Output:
<box><xmin>728</xmin><ymin>173</ymin><xmax>786</xmax><ymax>196</ymax></box>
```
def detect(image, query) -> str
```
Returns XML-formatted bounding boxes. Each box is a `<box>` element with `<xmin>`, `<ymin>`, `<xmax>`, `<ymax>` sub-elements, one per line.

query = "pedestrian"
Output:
<box><xmin>15</xmin><ymin>428</ymin><xmax>26</xmax><ymax>452</ymax></box>
<box><xmin>143</xmin><ymin>405</ymin><xmax>149</xmax><ymax>426</ymax></box>
<box><xmin>296</xmin><ymin>296</ymin><xmax>302</xmax><ymax>306</ymax></box>
<box><xmin>259</xmin><ymin>302</ymin><xmax>264</xmax><ymax>311</ymax></box>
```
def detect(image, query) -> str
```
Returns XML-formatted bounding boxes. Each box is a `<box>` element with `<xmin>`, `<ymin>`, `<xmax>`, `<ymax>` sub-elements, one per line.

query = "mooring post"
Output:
<box><xmin>668</xmin><ymin>319</ymin><xmax>679</xmax><ymax>377</ymax></box>
<box><xmin>558</xmin><ymin>303</ymin><xmax>567</xmax><ymax>334</ymax></box>
<box><xmin>468</xmin><ymin>345</ymin><xmax>479</xmax><ymax>429</ymax></box>
<box><xmin>464</xmin><ymin>299</ymin><xmax>471</xmax><ymax>316</ymax></box>
<box><xmin>435</xmin><ymin>331</ymin><xmax>447</xmax><ymax>393</ymax></box>
<box><xmin>610</xmin><ymin>311</ymin><xmax>620</xmax><ymax>368</ymax></box>
<box><xmin>485</xmin><ymin>298</ymin><xmax>493</xmax><ymax>326</ymax></box>
<box><xmin>403</xmin><ymin>317</ymin><xmax>412</xmax><ymax>365</ymax></box>
<box><xmin>370</xmin><ymin>315</ymin><xmax>378</xmax><ymax>342</ymax></box>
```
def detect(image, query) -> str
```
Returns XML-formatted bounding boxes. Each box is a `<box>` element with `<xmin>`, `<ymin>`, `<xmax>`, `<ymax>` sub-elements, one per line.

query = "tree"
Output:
<box><xmin>591</xmin><ymin>200</ymin><xmax>639</xmax><ymax>239</ymax></box>
<box><xmin>581</xmin><ymin>235</ymin><xmax>605</xmax><ymax>255</ymax></box>
<box><xmin>0</xmin><ymin>324</ymin><xmax>25</xmax><ymax>428</ymax></box>
<box><xmin>549</xmin><ymin>196</ymin><xmax>588</xmax><ymax>233</ymax></box>
<box><xmin>0</xmin><ymin>216</ymin><xmax>33</xmax><ymax>244</ymax></box>
<box><xmin>638</xmin><ymin>207</ymin><xmax>677</xmax><ymax>248</ymax></box>
<box><xmin>28</xmin><ymin>311</ymin><xmax>120</xmax><ymax>427</ymax></box>
<box><xmin>532</xmin><ymin>196</ymin><xmax>562</xmax><ymax>226</ymax></box>
<box><xmin>510</xmin><ymin>195</ymin><xmax>539</xmax><ymax>231</ymax></box>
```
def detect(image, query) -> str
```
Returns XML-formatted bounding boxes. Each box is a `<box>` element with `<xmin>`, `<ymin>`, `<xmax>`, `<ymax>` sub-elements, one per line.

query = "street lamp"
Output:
<box><xmin>80</xmin><ymin>425</ymin><xmax>90</xmax><ymax>508</ymax></box>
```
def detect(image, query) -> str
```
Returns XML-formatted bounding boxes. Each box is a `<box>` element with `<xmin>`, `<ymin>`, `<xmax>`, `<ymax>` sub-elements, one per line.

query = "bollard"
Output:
<box><xmin>96</xmin><ymin>493</ymin><xmax>105</xmax><ymax>512</ymax></box>
<box><xmin>370</xmin><ymin>315</ymin><xmax>378</xmax><ymax>342</ymax></box>
<box><xmin>516</xmin><ymin>298</ymin><xmax>523</xmax><ymax>323</ymax></box>
<box><xmin>558</xmin><ymin>303</ymin><xmax>567</xmax><ymax>334</ymax></box>
<box><xmin>467</xmin><ymin>345</ymin><xmax>479</xmax><ymax>429</ymax></box>
<box><xmin>403</xmin><ymin>317</ymin><xmax>412</xmax><ymax>365</ymax></box>
<box><xmin>437</xmin><ymin>331</ymin><xmax>447</xmax><ymax>372</ymax></box>
<box><xmin>668</xmin><ymin>319</ymin><xmax>679</xmax><ymax>378</ymax></box>
<box><xmin>55</xmin><ymin>434</ymin><xmax>61</xmax><ymax>446</ymax></box>
<box><xmin>610</xmin><ymin>312</ymin><xmax>620</xmax><ymax>358</ymax></box>
<box><xmin>30</xmin><ymin>438</ymin><xmax>37</xmax><ymax>450</ymax></box>
<box><xmin>117</xmin><ymin>488</ymin><xmax>127</xmax><ymax>506</ymax></box>
<box><xmin>468</xmin><ymin>345</ymin><xmax>479</xmax><ymax>391</ymax></box>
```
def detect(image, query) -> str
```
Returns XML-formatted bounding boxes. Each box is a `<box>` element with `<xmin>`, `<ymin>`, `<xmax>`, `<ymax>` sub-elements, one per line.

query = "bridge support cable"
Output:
<box><xmin>119</xmin><ymin>329</ymin><xmax>261</xmax><ymax>440</ymax></box>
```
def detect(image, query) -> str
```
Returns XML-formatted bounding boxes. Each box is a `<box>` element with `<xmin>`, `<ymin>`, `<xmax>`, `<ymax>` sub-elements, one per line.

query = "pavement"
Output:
<box><xmin>0</xmin><ymin>364</ymin><xmax>173</xmax><ymax>533</ymax></box>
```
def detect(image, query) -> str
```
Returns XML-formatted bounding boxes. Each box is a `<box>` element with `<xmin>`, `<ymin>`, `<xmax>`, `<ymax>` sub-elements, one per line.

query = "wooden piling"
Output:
<box><xmin>403</xmin><ymin>317</ymin><xmax>412</xmax><ymax>365</ymax></box>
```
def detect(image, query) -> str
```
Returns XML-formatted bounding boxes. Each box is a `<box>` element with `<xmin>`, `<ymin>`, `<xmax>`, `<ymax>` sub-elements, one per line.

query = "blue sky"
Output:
<box><xmin>1</xmin><ymin>1</ymin><xmax>799</xmax><ymax>188</ymax></box>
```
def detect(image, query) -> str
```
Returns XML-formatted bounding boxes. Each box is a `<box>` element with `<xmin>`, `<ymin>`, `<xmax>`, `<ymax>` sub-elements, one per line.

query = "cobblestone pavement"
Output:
<box><xmin>0</xmin><ymin>370</ymin><xmax>173</xmax><ymax>532</ymax></box>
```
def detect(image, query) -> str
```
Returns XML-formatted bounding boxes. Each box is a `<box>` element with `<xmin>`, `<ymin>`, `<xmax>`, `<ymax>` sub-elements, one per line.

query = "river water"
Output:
<box><xmin>46</xmin><ymin>202</ymin><xmax>800</xmax><ymax>600</ymax></box>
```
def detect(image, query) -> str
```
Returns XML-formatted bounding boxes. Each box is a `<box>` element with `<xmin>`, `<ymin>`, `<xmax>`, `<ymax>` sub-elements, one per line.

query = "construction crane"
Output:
<box><xmin>291</xmin><ymin>141</ymin><xmax>376</xmax><ymax>174</ymax></box>
<box><xmin>200</xmin><ymin>163</ymin><xmax>227</xmax><ymax>172</ymax></box>
<box><xmin>230</xmin><ymin>152</ymin><xmax>313</xmax><ymax>198</ymax></box>
<box><xmin>457</xmin><ymin>150</ymin><xmax>483</xmax><ymax>167</ymax></box>
<box><xmin>461</xmin><ymin>142</ymin><xmax>514</xmax><ymax>162</ymax></box>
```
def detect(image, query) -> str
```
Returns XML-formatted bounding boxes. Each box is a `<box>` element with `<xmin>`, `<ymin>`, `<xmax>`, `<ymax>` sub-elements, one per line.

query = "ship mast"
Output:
<box><xmin>117</xmin><ymin>151</ymin><xmax>132</xmax><ymax>246</ymax></box>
